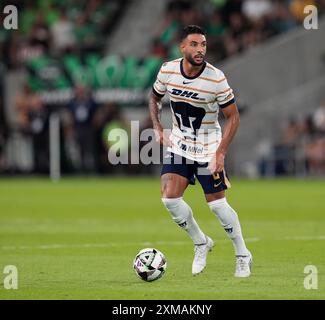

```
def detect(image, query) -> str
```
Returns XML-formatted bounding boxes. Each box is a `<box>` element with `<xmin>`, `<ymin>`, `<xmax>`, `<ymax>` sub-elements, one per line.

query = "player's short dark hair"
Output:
<box><xmin>180</xmin><ymin>25</ymin><xmax>206</xmax><ymax>41</ymax></box>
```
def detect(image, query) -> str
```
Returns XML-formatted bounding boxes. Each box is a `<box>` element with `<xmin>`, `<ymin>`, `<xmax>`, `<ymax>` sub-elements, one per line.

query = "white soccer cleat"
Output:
<box><xmin>192</xmin><ymin>236</ymin><xmax>214</xmax><ymax>276</ymax></box>
<box><xmin>234</xmin><ymin>251</ymin><xmax>252</xmax><ymax>278</ymax></box>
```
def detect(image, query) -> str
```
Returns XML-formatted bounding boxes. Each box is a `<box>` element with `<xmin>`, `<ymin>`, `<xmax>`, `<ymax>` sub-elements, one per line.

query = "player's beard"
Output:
<box><xmin>186</xmin><ymin>53</ymin><xmax>205</xmax><ymax>66</ymax></box>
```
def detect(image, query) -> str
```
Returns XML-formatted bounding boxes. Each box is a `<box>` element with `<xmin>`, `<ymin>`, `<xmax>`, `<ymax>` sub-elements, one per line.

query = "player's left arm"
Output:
<box><xmin>208</xmin><ymin>103</ymin><xmax>240</xmax><ymax>174</ymax></box>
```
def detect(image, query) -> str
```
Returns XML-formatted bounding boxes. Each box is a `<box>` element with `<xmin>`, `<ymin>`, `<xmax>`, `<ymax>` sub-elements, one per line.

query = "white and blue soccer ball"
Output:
<box><xmin>133</xmin><ymin>248</ymin><xmax>167</xmax><ymax>282</ymax></box>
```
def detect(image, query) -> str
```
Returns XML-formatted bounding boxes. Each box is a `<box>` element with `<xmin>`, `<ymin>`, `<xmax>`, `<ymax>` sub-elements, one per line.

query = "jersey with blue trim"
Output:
<box><xmin>152</xmin><ymin>58</ymin><xmax>235</xmax><ymax>162</ymax></box>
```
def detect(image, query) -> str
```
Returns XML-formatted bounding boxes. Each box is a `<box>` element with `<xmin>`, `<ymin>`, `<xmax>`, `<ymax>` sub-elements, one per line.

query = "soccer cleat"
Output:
<box><xmin>234</xmin><ymin>251</ymin><xmax>252</xmax><ymax>278</ymax></box>
<box><xmin>192</xmin><ymin>236</ymin><xmax>214</xmax><ymax>276</ymax></box>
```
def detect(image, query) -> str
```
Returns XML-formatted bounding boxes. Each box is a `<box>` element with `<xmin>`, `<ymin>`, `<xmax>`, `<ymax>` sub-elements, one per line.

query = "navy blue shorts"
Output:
<box><xmin>161</xmin><ymin>152</ymin><xmax>231</xmax><ymax>194</ymax></box>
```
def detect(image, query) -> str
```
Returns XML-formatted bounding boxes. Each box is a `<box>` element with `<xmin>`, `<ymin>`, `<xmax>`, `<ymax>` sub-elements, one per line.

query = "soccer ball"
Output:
<box><xmin>133</xmin><ymin>248</ymin><xmax>167</xmax><ymax>282</ymax></box>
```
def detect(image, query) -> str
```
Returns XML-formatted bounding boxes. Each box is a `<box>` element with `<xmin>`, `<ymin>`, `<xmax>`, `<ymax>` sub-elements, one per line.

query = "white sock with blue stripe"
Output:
<box><xmin>208</xmin><ymin>197</ymin><xmax>249</xmax><ymax>256</ymax></box>
<box><xmin>162</xmin><ymin>197</ymin><xmax>207</xmax><ymax>245</ymax></box>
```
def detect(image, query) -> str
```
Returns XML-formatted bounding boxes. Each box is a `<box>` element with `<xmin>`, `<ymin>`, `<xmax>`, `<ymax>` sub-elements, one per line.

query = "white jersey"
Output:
<box><xmin>153</xmin><ymin>58</ymin><xmax>235</xmax><ymax>163</ymax></box>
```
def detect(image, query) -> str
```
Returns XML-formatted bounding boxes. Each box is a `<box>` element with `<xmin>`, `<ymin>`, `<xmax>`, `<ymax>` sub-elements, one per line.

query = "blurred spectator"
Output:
<box><xmin>221</xmin><ymin>0</ymin><xmax>243</xmax><ymax>24</ymax></box>
<box><xmin>0</xmin><ymin>15</ymin><xmax>9</xmax><ymax>67</ymax></box>
<box><xmin>223</xmin><ymin>32</ymin><xmax>240</xmax><ymax>57</ymax></box>
<box><xmin>20</xmin><ymin>1</ymin><xmax>39</xmax><ymax>36</ymax></box>
<box><xmin>29</xmin><ymin>13</ymin><xmax>52</xmax><ymax>53</ymax></box>
<box><xmin>180</xmin><ymin>5</ymin><xmax>202</xmax><ymax>27</ymax></box>
<box><xmin>155</xmin><ymin>3</ymin><xmax>182</xmax><ymax>47</ymax></box>
<box><xmin>151</xmin><ymin>38</ymin><xmax>168</xmax><ymax>59</ymax></box>
<box><xmin>304</xmin><ymin>98</ymin><xmax>325</xmax><ymax>173</ymax></box>
<box><xmin>313</xmin><ymin>98</ymin><xmax>325</xmax><ymax>133</ymax></box>
<box><xmin>242</xmin><ymin>0</ymin><xmax>273</xmax><ymax>21</ymax></box>
<box><xmin>65</xmin><ymin>84</ymin><xmax>98</xmax><ymax>173</ymax></box>
<box><xmin>305</xmin><ymin>138</ymin><xmax>325</xmax><ymax>174</ymax></box>
<box><xmin>17</xmin><ymin>29</ymin><xmax>46</xmax><ymax>66</ymax></box>
<box><xmin>74</xmin><ymin>14</ymin><xmax>98</xmax><ymax>53</ymax></box>
<box><xmin>260</xmin><ymin>98</ymin><xmax>325</xmax><ymax>176</ymax></box>
<box><xmin>28</xmin><ymin>98</ymin><xmax>49</xmax><ymax>174</ymax></box>
<box><xmin>282</xmin><ymin>117</ymin><xmax>301</xmax><ymax>147</ymax></box>
<box><xmin>51</xmin><ymin>10</ymin><xmax>77</xmax><ymax>54</ymax></box>
<box><xmin>86</xmin><ymin>0</ymin><xmax>116</xmax><ymax>34</ymax></box>
<box><xmin>39</xmin><ymin>1</ymin><xmax>60</xmax><ymax>27</ymax></box>
<box><xmin>229</xmin><ymin>11</ymin><xmax>248</xmax><ymax>40</ymax></box>
<box><xmin>16</xmin><ymin>84</ymin><xmax>49</xmax><ymax>173</ymax></box>
<box><xmin>267</xmin><ymin>1</ymin><xmax>296</xmax><ymax>36</ymax></box>
<box><xmin>205</xmin><ymin>10</ymin><xmax>227</xmax><ymax>61</ymax></box>
<box><xmin>0</xmin><ymin>73</ymin><xmax>7</xmax><ymax>172</ymax></box>
<box><xmin>206</xmin><ymin>10</ymin><xmax>227</xmax><ymax>37</ymax></box>
<box><xmin>208</xmin><ymin>0</ymin><xmax>227</xmax><ymax>9</ymax></box>
<box><xmin>16</xmin><ymin>84</ymin><xmax>42</xmax><ymax>131</ymax></box>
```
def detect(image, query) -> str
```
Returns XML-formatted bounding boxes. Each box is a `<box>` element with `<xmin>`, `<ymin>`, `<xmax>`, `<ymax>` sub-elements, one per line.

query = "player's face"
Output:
<box><xmin>180</xmin><ymin>34</ymin><xmax>207</xmax><ymax>66</ymax></box>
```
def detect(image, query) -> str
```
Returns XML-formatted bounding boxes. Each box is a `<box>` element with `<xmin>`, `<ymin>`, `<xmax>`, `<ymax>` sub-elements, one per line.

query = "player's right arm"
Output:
<box><xmin>149</xmin><ymin>93</ymin><xmax>171</xmax><ymax>146</ymax></box>
<box><xmin>149</xmin><ymin>64</ymin><xmax>171</xmax><ymax>146</ymax></box>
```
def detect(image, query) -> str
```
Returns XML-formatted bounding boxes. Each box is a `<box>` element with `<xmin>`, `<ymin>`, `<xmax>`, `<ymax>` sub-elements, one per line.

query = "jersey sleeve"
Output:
<box><xmin>152</xmin><ymin>64</ymin><xmax>168</xmax><ymax>98</ymax></box>
<box><xmin>215</xmin><ymin>72</ymin><xmax>235</xmax><ymax>108</ymax></box>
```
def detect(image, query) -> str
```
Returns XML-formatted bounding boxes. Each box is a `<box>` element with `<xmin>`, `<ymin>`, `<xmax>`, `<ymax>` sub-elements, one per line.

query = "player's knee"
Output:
<box><xmin>208</xmin><ymin>197</ymin><xmax>230</xmax><ymax>224</ymax></box>
<box><xmin>161</xmin><ymin>186</ymin><xmax>181</xmax><ymax>198</ymax></box>
<box><xmin>208</xmin><ymin>197</ymin><xmax>227</xmax><ymax>211</ymax></box>
<box><xmin>160</xmin><ymin>175</ymin><xmax>185</xmax><ymax>198</ymax></box>
<box><xmin>161</xmin><ymin>197</ymin><xmax>190</xmax><ymax>227</ymax></box>
<box><xmin>161</xmin><ymin>197</ymin><xmax>182</xmax><ymax>212</ymax></box>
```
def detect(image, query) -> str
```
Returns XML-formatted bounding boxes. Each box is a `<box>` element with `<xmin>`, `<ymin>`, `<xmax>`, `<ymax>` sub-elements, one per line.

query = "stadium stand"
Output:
<box><xmin>258</xmin><ymin>98</ymin><xmax>325</xmax><ymax>176</ymax></box>
<box><xmin>222</xmin><ymin>9</ymin><xmax>325</xmax><ymax>176</ymax></box>
<box><xmin>0</xmin><ymin>63</ymin><xmax>6</xmax><ymax>172</ymax></box>
<box><xmin>1</xmin><ymin>0</ymin><xmax>325</xmax><ymax>176</ymax></box>
<box><xmin>4</xmin><ymin>1</ymin><xmax>324</xmax><ymax>99</ymax></box>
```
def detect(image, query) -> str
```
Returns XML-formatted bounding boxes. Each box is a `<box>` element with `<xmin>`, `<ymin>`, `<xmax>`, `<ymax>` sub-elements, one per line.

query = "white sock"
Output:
<box><xmin>162</xmin><ymin>197</ymin><xmax>206</xmax><ymax>245</ymax></box>
<box><xmin>208</xmin><ymin>198</ymin><xmax>249</xmax><ymax>256</ymax></box>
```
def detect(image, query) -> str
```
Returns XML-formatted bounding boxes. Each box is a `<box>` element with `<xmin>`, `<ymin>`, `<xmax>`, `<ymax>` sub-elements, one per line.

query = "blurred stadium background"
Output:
<box><xmin>0</xmin><ymin>0</ymin><xmax>324</xmax><ymax>178</ymax></box>
<box><xmin>0</xmin><ymin>0</ymin><xmax>325</xmax><ymax>300</ymax></box>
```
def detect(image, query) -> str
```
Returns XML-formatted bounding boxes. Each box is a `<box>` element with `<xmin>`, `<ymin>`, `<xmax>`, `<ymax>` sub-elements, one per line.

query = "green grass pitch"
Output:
<box><xmin>0</xmin><ymin>177</ymin><xmax>324</xmax><ymax>300</ymax></box>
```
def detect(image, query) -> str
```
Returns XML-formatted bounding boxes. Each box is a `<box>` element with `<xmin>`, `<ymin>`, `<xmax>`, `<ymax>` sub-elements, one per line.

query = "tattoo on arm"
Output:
<box><xmin>149</xmin><ymin>94</ymin><xmax>163</xmax><ymax>131</ymax></box>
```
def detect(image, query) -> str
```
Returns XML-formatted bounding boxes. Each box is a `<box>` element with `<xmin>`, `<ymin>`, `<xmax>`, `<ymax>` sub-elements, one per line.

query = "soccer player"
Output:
<box><xmin>149</xmin><ymin>25</ymin><xmax>252</xmax><ymax>277</ymax></box>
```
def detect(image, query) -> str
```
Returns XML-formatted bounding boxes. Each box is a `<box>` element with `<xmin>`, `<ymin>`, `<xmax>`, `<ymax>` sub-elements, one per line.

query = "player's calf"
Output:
<box><xmin>161</xmin><ymin>197</ymin><xmax>206</xmax><ymax>243</ymax></box>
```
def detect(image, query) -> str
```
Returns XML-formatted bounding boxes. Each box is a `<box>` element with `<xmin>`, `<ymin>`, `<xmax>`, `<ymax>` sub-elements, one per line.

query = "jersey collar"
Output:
<box><xmin>180</xmin><ymin>58</ymin><xmax>206</xmax><ymax>80</ymax></box>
